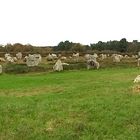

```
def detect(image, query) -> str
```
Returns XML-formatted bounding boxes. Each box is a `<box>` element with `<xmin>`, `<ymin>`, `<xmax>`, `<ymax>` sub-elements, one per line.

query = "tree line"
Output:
<box><xmin>0</xmin><ymin>43</ymin><xmax>52</xmax><ymax>56</ymax></box>
<box><xmin>55</xmin><ymin>38</ymin><xmax>140</xmax><ymax>53</ymax></box>
<box><xmin>0</xmin><ymin>38</ymin><xmax>140</xmax><ymax>55</ymax></box>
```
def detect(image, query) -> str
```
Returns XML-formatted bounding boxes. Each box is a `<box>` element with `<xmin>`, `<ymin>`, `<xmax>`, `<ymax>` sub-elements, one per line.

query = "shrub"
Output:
<box><xmin>63</xmin><ymin>63</ymin><xmax>86</xmax><ymax>70</ymax></box>
<box><xmin>4</xmin><ymin>64</ymin><xmax>29</xmax><ymax>74</ymax></box>
<box><xmin>4</xmin><ymin>64</ymin><xmax>47</xmax><ymax>74</ymax></box>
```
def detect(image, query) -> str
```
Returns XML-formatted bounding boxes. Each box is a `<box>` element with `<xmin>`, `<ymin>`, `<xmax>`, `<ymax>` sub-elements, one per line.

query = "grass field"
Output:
<box><xmin>0</xmin><ymin>67</ymin><xmax>140</xmax><ymax>139</ymax></box>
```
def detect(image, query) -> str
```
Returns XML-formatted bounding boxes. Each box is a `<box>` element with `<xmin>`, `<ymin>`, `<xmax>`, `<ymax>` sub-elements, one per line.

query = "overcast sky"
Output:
<box><xmin>0</xmin><ymin>0</ymin><xmax>140</xmax><ymax>46</ymax></box>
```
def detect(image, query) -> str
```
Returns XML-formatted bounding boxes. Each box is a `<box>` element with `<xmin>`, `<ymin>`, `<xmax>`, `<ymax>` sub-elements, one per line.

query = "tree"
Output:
<box><xmin>13</xmin><ymin>43</ymin><xmax>24</xmax><ymax>52</ymax></box>
<box><xmin>71</xmin><ymin>43</ymin><xmax>86</xmax><ymax>52</ymax></box>
<box><xmin>118</xmin><ymin>38</ymin><xmax>128</xmax><ymax>52</ymax></box>
<box><xmin>54</xmin><ymin>40</ymin><xmax>73</xmax><ymax>51</ymax></box>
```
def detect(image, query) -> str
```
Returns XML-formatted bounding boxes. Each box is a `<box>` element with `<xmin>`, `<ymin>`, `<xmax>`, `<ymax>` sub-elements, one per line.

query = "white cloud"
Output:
<box><xmin>0</xmin><ymin>0</ymin><xmax>140</xmax><ymax>46</ymax></box>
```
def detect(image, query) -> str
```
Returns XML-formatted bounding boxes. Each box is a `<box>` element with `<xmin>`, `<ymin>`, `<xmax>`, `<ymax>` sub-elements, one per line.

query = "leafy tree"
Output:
<box><xmin>118</xmin><ymin>38</ymin><xmax>128</xmax><ymax>52</ymax></box>
<box><xmin>54</xmin><ymin>40</ymin><xmax>73</xmax><ymax>51</ymax></box>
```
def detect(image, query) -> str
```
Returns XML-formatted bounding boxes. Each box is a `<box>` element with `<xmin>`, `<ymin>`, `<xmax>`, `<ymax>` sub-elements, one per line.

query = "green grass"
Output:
<box><xmin>0</xmin><ymin>67</ymin><xmax>140</xmax><ymax>139</ymax></box>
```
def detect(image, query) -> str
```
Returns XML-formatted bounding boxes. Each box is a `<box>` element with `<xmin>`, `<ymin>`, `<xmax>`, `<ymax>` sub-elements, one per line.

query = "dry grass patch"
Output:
<box><xmin>0</xmin><ymin>86</ymin><xmax>64</xmax><ymax>97</ymax></box>
<box><xmin>132</xmin><ymin>84</ymin><xmax>140</xmax><ymax>94</ymax></box>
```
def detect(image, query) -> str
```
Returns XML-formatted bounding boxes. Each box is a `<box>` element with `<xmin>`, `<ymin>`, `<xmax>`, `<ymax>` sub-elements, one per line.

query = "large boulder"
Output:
<box><xmin>87</xmin><ymin>59</ymin><xmax>100</xmax><ymax>70</ymax></box>
<box><xmin>26</xmin><ymin>54</ymin><xmax>42</xmax><ymax>67</ymax></box>
<box><xmin>112</xmin><ymin>54</ymin><xmax>122</xmax><ymax>62</ymax></box>
<box><xmin>85</xmin><ymin>54</ymin><xmax>98</xmax><ymax>61</ymax></box>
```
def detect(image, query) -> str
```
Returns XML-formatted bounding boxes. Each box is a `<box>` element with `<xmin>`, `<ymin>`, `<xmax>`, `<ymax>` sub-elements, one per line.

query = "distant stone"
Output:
<box><xmin>72</xmin><ymin>52</ymin><xmax>79</xmax><ymax>62</ymax></box>
<box><xmin>0</xmin><ymin>57</ymin><xmax>6</xmax><ymax>62</ymax></box>
<box><xmin>87</xmin><ymin>59</ymin><xmax>100</xmax><ymax>70</ymax></box>
<box><xmin>4</xmin><ymin>53</ymin><xmax>10</xmax><ymax>58</ymax></box>
<box><xmin>0</xmin><ymin>65</ymin><xmax>2</xmax><ymax>74</ymax></box>
<box><xmin>16</xmin><ymin>52</ymin><xmax>22</xmax><ymax>59</ymax></box>
<box><xmin>26</xmin><ymin>54</ymin><xmax>42</xmax><ymax>67</ymax></box>
<box><xmin>47</xmin><ymin>53</ymin><xmax>57</xmax><ymax>61</ymax></box>
<box><xmin>53</xmin><ymin>59</ymin><xmax>63</xmax><ymax>71</ymax></box>
<box><xmin>134</xmin><ymin>75</ymin><xmax>140</xmax><ymax>83</ymax></box>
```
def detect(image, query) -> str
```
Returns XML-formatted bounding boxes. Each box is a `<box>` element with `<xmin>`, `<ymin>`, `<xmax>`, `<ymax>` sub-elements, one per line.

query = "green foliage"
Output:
<box><xmin>119</xmin><ymin>38</ymin><xmax>128</xmax><ymax>52</ymax></box>
<box><xmin>54</xmin><ymin>41</ymin><xmax>90</xmax><ymax>52</ymax></box>
<box><xmin>91</xmin><ymin>38</ymin><xmax>129</xmax><ymax>53</ymax></box>
<box><xmin>4</xmin><ymin>64</ymin><xmax>29</xmax><ymax>74</ymax></box>
<box><xmin>1</xmin><ymin>38</ymin><xmax>140</xmax><ymax>55</ymax></box>
<box><xmin>54</xmin><ymin>40</ymin><xmax>73</xmax><ymax>51</ymax></box>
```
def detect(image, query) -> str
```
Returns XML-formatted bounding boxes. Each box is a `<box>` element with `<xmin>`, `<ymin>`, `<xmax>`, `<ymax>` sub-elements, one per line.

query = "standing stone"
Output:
<box><xmin>34</xmin><ymin>54</ymin><xmax>42</xmax><ymax>64</ymax></box>
<box><xmin>26</xmin><ymin>54</ymin><xmax>36</xmax><ymax>67</ymax></box>
<box><xmin>72</xmin><ymin>53</ymin><xmax>79</xmax><ymax>62</ymax></box>
<box><xmin>87</xmin><ymin>59</ymin><xmax>100</xmax><ymax>70</ymax></box>
<box><xmin>4</xmin><ymin>53</ymin><xmax>10</xmax><ymax>58</ymax></box>
<box><xmin>16</xmin><ymin>52</ymin><xmax>22</xmax><ymax>60</ymax></box>
<box><xmin>0</xmin><ymin>65</ymin><xmax>2</xmax><ymax>74</ymax></box>
<box><xmin>47</xmin><ymin>54</ymin><xmax>53</xmax><ymax>61</ymax></box>
<box><xmin>137</xmin><ymin>58</ymin><xmax>140</xmax><ymax>67</ymax></box>
<box><xmin>26</xmin><ymin>54</ymin><xmax>42</xmax><ymax>67</ymax></box>
<box><xmin>53</xmin><ymin>59</ymin><xmax>63</xmax><ymax>71</ymax></box>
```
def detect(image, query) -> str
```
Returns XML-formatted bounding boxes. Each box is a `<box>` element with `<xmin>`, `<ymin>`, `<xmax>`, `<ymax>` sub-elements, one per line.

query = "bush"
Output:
<box><xmin>4</xmin><ymin>64</ymin><xmax>29</xmax><ymax>74</ymax></box>
<box><xmin>4</xmin><ymin>64</ymin><xmax>47</xmax><ymax>74</ymax></box>
<box><xmin>63</xmin><ymin>63</ymin><xmax>87</xmax><ymax>70</ymax></box>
